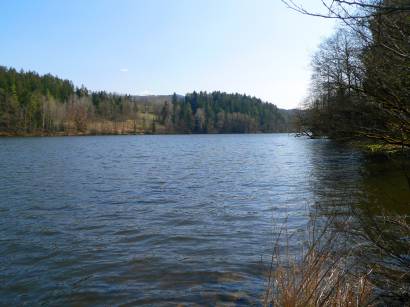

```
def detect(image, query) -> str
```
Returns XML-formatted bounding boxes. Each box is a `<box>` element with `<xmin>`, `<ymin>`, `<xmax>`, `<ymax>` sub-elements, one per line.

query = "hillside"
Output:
<box><xmin>0</xmin><ymin>67</ymin><xmax>294</xmax><ymax>135</ymax></box>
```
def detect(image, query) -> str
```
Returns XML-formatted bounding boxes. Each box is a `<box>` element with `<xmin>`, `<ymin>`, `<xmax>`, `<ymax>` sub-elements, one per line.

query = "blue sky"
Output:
<box><xmin>0</xmin><ymin>0</ymin><xmax>335</xmax><ymax>109</ymax></box>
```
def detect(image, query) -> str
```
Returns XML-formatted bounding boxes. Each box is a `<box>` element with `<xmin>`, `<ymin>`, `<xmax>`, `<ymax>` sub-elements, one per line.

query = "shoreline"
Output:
<box><xmin>0</xmin><ymin>131</ymin><xmax>293</xmax><ymax>138</ymax></box>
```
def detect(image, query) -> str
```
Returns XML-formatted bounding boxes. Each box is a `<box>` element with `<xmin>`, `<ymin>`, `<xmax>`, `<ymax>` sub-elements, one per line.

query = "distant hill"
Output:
<box><xmin>279</xmin><ymin>108</ymin><xmax>298</xmax><ymax>130</ymax></box>
<box><xmin>130</xmin><ymin>95</ymin><xmax>173</xmax><ymax>106</ymax></box>
<box><xmin>0</xmin><ymin>66</ymin><xmax>295</xmax><ymax>136</ymax></box>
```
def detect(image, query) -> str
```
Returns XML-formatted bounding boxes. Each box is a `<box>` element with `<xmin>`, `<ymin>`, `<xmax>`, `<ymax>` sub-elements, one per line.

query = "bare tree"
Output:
<box><xmin>287</xmin><ymin>0</ymin><xmax>410</xmax><ymax>147</ymax></box>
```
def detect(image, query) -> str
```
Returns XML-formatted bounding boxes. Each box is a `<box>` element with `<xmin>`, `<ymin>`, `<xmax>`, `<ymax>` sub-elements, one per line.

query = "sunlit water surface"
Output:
<box><xmin>0</xmin><ymin>134</ymin><xmax>389</xmax><ymax>305</ymax></box>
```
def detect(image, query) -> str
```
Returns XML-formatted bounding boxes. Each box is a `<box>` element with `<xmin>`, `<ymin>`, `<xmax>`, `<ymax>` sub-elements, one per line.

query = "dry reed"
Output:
<box><xmin>263</xmin><ymin>215</ymin><xmax>374</xmax><ymax>307</ymax></box>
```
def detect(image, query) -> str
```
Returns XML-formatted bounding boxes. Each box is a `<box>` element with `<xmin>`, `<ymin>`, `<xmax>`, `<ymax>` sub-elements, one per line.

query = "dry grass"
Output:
<box><xmin>263</xmin><ymin>216</ymin><xmax>374</xmax><ymax>307</ymax></box>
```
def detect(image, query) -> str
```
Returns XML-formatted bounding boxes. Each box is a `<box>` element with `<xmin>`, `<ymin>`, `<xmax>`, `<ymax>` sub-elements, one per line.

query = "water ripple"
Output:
<box><xmin>0</xmin><ymin>134</ymin><xmax>362</xmax><ymax>305</ymax></box>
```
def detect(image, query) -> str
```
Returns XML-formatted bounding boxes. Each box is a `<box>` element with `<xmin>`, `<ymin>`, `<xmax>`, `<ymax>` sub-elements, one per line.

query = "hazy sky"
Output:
<box><xmin>0</xmin><ymin>0</ymin><xmax>336</xmax><ymax>109</ymax></box>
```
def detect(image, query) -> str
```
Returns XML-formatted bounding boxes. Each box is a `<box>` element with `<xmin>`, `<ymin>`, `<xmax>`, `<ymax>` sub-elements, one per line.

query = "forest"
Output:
<box><xmin>272</xmin><ymin>1</ymin><xmax>410</xmax><ymax>305</ymax></box>
<box><xmin>0</xmin><ymin>67</ymin><xmax>292</xmax><ymax>136</ymax></box>
<box><xmin>292</xmin><ymin>0</ymin><xmax>409</xmax><ymax>149</ymax></box>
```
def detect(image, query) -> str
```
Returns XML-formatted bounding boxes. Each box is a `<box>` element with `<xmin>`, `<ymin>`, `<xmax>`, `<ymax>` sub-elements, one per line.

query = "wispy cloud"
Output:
<box><xmin>120</xmin><ymin>68</ymin><xmax>129</xmax><ymax>72</ymax></box>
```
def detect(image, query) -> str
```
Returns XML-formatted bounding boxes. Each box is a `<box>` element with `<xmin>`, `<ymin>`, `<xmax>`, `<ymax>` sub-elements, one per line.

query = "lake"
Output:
<box><xmin>0</xmin><ymin>134</ymin><xmax>405</xmax><ymax>306</ymax></box>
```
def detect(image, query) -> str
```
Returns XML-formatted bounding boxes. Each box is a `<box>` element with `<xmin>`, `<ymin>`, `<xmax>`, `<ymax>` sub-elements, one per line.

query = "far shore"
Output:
<box><xmin>0</xmin><ymin>130</ymin><xmax>291</xmax><ymax>137</ymax></box>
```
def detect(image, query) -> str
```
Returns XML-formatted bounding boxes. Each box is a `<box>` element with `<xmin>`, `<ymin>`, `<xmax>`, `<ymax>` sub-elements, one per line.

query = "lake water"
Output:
<box><xmin>0</xmin><ymin>134</ymin><xmax>404</xmax><ymax>306</ymax></box>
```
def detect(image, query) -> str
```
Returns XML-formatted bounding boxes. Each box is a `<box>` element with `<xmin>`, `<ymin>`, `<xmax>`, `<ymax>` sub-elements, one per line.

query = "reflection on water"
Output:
<box><xmin>0</xmin><ymin>134</ymin><xmax>406</xmax><ymax>305</ymax></box>
<box><xmin>359</xmin><ymin>157</ymin><xmax>410</xmax><ymax>214</ymax></box>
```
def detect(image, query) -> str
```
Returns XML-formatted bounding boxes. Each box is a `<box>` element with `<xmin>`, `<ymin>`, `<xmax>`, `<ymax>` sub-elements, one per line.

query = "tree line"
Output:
<box><xmin>290</xmin><ymin>0</ymin><xmax>409</xmax><ymax>148</ymax></box>
<box><xmin>0</xmin><ymin>66</ymin><xmax>291</xmax><ymax>135</ymax></box>
<box><xmin>283</xmin><ymin>1</ymin><xmax>410</xmax><ymax>304</ymax></box>
<box><xmin>162</xmin><ymin>92</ymin><xmax>289</xmax><ymax>133</ymax></box>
